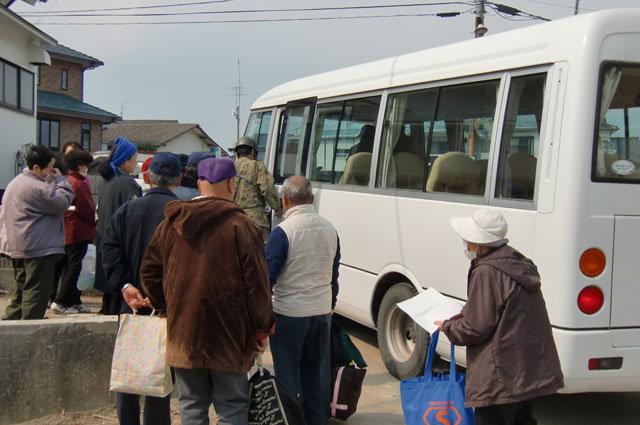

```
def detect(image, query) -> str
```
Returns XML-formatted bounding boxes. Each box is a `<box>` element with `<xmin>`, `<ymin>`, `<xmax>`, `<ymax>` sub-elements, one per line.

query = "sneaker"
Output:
<box><xmin>50</xmin><ymin>302</ymin><xmax>79</xmax><ymax>314</ymax></box>
<box><xmin>73</xmin><ymin>304</ymin><xmax>91</xmax><ymax>313</ymax></box>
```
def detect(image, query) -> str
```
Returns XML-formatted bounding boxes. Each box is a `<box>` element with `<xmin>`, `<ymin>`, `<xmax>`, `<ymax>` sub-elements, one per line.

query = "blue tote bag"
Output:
<box><xmin>400</xmin><ymin>330</ymin><xmax>474</xmax><ymax>425</ymax></box>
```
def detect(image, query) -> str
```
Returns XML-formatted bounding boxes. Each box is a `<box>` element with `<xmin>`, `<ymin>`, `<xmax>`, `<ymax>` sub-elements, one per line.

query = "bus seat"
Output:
<box><xmin>507</xmin><ymin>152</ymin><xmax>537</xmax><ymax>200</ymax></box>
<box><xmin>340</xmin><ymin>152</ymin><xmax>372</xmax><ymax>186</ymax></box>
<box><xmin>426</xmin><ymin>151</ymin><xmax>480</xmax><ymax>195</ymax></box>
<box><xmin>394</xmin><ymin>152</ymin><xmax>425</xmax><ymax>190</ymax></box>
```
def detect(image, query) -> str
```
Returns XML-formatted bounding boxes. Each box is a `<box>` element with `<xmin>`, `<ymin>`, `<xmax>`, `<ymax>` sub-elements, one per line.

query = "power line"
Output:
<box><xmin>19</xmin><ymin>2</ymin><xmax>477</xmax><ymax>18</ymax></box>
<box><xmin>486</xmin><ymin>2</ymin><xmax>550</xmax><ymax>21</ymax></box>
<box><xmin>31</xmin><ymin>12</ymin><xmax>463</xmax><ymax>26</ymax></box>
<box><xmin>522</xmin><ymin>0</ymin><xmax>594</xmax><ymax>11</ymax></box>
<box><xmin>22</xmin><ymin>0</ymin><xmax>234</xmax><ymax>14</ymax></box>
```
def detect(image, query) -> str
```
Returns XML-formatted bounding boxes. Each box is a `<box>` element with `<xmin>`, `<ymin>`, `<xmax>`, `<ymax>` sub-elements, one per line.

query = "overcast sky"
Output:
<box><xmin>10</xmin><ymin>0</ymin><xmax>640</xmax><ymax>151</ymax></box>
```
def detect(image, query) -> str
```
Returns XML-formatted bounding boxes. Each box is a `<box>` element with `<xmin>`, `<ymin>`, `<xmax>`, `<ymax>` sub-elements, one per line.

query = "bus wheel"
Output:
<box><xmin>377</xmin><ymin>282</ymin><xmax>429</xmax><ymax>380</ymax></box>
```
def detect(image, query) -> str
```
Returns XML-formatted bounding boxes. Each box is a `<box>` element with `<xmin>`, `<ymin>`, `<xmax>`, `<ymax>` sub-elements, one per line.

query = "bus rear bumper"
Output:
<box><xmin>553</xmin><ymin>327</ymin><xmax>640</xmax><ymax>393</ymax></box>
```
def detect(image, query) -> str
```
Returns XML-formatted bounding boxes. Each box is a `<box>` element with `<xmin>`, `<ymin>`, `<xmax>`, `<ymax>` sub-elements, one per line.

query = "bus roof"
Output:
<box><xmin>252</xmin><ymin>9</ymin><xmax>640</xmax><ymax>109</ymax></box>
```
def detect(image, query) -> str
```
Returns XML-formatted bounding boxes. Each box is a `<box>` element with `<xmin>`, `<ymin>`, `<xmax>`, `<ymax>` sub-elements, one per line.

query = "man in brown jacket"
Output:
<box><xmin>436</xmin><ymin>209</ymin><xmax>563</xmax><ymax>425</ymax></box>
<box><xmin>140</xmin><ymin>157</ymin><xmax>274</xmax><ymax>425</ymax></box>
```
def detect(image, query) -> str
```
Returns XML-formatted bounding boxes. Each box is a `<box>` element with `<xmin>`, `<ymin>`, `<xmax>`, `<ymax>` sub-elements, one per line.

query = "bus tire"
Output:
<box><xmin>377</xmin><ymin>282</ymin><xmax>429</xmax><ymax>380</ymax></box>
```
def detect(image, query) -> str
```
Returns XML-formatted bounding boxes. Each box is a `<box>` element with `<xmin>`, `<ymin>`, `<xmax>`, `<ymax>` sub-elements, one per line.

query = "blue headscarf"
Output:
<box><xmin>110</xmin><ymin>137</ymin><xmax>137</xmax><ymax>176</ymax></box>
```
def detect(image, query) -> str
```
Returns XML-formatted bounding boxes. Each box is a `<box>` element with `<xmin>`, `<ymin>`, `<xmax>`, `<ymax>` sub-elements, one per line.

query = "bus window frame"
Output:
<box><xmin>243</xmin><ymin>108</ymin><xmax>277</xmax><ymax>165</ymax></box>
<box><xmin>374</xmin><ymin>71</ymin><xmax>507</xmax><ymax>202</ymax></box>
<box><xmin>591</xmin><ymin>61</ymin><xmax>640</xmax><ymax>184</ymax></box>
<box><xmin>264</xmin><ymin>66</ymin><xmax>552</xmax><ymax>213</ymax></box>
<box><xmin>273</xmin><ymin>97</ymin><xmax>317</xmax><ymax>184</ymax></box>
<box><xmin>489</xmin><ymin>65</ymin><xmax>553</xmax><ymax>210</ymax></box>
<box><xmin>304</xmin><ymin>90</ymin><xmax>386</xmax><ymax>186</ymax></box>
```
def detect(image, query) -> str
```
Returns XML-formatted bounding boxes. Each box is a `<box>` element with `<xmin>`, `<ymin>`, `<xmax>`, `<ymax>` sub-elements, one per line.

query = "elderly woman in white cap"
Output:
<box><xmin>435</xmin><ymin>209</ymin><xmax>563</xmax><ymax>425</ymax></box>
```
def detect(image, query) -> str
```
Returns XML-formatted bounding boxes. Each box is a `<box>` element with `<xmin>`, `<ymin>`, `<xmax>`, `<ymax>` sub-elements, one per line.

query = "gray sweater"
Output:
<box><xmin>1</xmin><ymin>171</ymin><xmax>74</xmax><ymax>259</ymax></box>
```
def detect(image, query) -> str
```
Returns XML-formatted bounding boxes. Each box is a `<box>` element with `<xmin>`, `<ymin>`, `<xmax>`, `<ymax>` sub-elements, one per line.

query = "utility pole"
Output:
<box><xmin>574</xmin><ymin>0</ymin><xmax>580</xmax><ymax>15</ymax></box>
<box><xmin>474</xmin><ymin>0</ymin><xmax>488</xmax><ymax>38</ymax></box>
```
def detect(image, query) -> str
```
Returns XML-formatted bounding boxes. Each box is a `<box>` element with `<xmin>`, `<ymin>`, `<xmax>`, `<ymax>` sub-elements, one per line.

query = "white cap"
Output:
<box><xmin>450</xmin><ymin>209</ymin><xmax>508</xmax><ymax>245</ymax></box>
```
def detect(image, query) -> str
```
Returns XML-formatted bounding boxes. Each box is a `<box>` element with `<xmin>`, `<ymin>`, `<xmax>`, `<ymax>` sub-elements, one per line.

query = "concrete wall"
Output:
<box><xmin>0</xmin><ymin>316</ymin><xmax>119</xmax><ymax>424</ymax></box>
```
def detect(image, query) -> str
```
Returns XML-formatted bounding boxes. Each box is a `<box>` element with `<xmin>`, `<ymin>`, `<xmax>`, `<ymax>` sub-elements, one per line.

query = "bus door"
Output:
<box><xmin>272</xmin><ymin>98</ymin><xmax>317</xmax><ymax>184</ymax></box>
<box><xmin>592</xmin><ymin>63</ymin><xmax>640</xmax><ymax>347</ymax></box>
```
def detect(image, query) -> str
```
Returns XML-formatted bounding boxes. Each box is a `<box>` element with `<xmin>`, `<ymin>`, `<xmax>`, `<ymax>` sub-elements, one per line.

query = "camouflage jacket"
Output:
<box><xmin>233</xmin><ymin>157</ymin><xmax>281</xmax><ymax>229</ymax></box>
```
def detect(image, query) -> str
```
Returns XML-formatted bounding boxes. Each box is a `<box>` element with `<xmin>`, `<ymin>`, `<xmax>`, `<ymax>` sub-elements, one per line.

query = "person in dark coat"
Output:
<box><xmin>435</xmin><ymin>209</ymin><xmax>564</xmax><ymax>425</ymax></box>
<box><xmin>95</xmin><ymin>137</ymin><xmax>141</xmax><ymax>314</ymax></box>
<box><xmin>51</xmin><ymin>149</ymin><xmax>96</xmax><ymax>314</ymax></box>
<box><xmin>102</xmin><ymin>152</ymin><xmax>181</xmax><ymax>425</ymax></box>
<box><xmin>140</xmin><ymin>158</ymin><xmax>274</xmax><ymax>425</ymax></box>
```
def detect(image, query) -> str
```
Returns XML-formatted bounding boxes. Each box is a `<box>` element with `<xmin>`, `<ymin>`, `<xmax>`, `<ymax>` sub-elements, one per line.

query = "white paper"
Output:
<box><xmin>397</xmin><ymin>288</ymin><xmax>463</xmax><ymax>335</ymax></box>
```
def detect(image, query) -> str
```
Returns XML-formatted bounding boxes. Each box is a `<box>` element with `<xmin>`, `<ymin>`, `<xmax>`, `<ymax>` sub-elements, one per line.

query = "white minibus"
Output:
<box><xmin>244</xmin><ymin>9</ymin><xmax>640</xmax><ymax>392</ymax></box>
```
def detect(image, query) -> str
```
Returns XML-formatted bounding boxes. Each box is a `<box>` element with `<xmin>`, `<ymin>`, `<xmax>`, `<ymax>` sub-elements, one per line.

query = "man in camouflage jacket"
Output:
<box><xmin>232</xmin><ymin>136</ymin><xmax>282</xmax><ymax>242</ymax></box>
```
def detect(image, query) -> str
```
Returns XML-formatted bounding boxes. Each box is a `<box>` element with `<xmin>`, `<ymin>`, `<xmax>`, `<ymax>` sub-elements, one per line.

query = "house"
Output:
<box><xmin>0</xmin><ymin>1</ymin><xmax>55</xmax><ymax>193</ymax></box>
<box><xmin>102</xmin><ymin>120</ymin><xmax>228</xmax><ymax>157</ymax></box>
<box><xmin>37</xmin><ymin>44</ymin><xmax>119</xmax><ymax>152</ymax></box>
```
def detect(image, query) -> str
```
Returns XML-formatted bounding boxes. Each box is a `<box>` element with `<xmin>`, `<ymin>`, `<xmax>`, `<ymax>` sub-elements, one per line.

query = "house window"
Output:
<box><xmin>1</xmin><ymin>59</ymin><xmax>35</xmax><ymax>114</ymax></box>
<box><xmin>81</xmin><ymin>122</ymin><xmax>91</xmax><ymax>150</ymax></box>
<box><xmin>20</xmin><ymin>70</ymin><xmax>34</xmax><ymax>112</ymax></box>
<box><xmin>61</xmin><ymin>69</ymin><xmax>68</xmax><ymax>90</ymax></box>
<box><xmin>38</xmin><ymin>119</ymin><xmax>60</xmax><ymax>150</ymax></box>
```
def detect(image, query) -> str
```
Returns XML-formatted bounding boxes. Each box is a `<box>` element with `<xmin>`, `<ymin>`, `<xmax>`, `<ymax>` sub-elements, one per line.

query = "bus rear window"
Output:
<box><xmin>593</xmin><ymin>64</ymin><xmax>640</xmax><ymax>182</ymax></box>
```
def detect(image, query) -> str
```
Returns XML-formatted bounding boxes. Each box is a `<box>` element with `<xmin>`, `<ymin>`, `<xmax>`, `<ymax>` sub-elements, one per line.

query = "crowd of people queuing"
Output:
<box><xmin>0</xmin><ymin>136</ymin><xmax>562</xmax><ymax>425</ymax></box>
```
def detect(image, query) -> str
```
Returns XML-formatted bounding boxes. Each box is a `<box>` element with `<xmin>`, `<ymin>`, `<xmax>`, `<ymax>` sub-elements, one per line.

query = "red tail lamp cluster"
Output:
<box><xmin>577</xmin><ymin>249</ymin><xmax>605</xmax><ymax>315</ymax></box>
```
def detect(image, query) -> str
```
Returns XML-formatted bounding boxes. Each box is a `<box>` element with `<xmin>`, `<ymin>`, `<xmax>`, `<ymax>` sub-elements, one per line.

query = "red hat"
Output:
<box><xmin>141</xmin><ymin>157</ymin><xmax>153</xmax><ymax>184</ymax></box>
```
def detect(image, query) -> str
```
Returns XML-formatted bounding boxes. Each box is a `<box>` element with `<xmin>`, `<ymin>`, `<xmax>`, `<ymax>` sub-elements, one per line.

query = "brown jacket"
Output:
<box><xmin>140</xmin><ymin>197</ymin><xmax>274</xmax><ymax>374</ymax></box>
<box><xmin>442</xmin><ymin>244</ymin><xmax>564</xmax><ymax>408</ymax></box>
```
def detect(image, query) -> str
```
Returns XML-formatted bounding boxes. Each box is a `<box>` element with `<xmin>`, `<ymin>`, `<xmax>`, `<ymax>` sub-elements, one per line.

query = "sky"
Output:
<box><xmin>10</xmin><ymin>0</ymin><xmax>640</xmax><ymax>151</ymax></box>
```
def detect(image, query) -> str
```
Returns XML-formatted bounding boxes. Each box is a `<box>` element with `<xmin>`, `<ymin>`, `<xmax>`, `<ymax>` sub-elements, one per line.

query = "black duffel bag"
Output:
<box><xmin>248</xmin><ymin>354</ymin><xmax>307</xmax><ymax>425</ymax></box>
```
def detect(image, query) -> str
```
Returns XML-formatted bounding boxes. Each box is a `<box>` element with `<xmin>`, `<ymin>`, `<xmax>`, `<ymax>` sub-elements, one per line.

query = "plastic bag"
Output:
<box><xmin>400</xmin><ymin>330</ymin><xmax>474</xmax><ymax>425</ymax></box>
<box><xmin>77</xmin><ymin>243</ymin><xmax>96</xmax><ymax>291</ymax></box>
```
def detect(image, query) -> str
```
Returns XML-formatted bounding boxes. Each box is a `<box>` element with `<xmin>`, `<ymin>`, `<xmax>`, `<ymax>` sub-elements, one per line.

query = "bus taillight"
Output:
<box><xmin>579</xmin><ymin>248</ymin><xmax>606</xmax><ymax>277</ymax></box>
<box><xmin>578</xmin><ymin>286</ymin><xmax>604</xmax><ymax>314</ymax></box>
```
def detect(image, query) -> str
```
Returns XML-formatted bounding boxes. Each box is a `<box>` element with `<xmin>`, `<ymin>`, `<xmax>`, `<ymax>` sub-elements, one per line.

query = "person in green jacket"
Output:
<box><xmin>232</xmin><ymin>136</ymin><xmax>282</xmax><ymax>243</ymax></box>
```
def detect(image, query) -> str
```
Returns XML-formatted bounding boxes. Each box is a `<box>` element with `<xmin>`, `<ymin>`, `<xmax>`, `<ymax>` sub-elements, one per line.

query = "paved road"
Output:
<box><xmin>335</xmin><ymin>315</ymin><xmax>640</xmax><ymax>425</ymax></box>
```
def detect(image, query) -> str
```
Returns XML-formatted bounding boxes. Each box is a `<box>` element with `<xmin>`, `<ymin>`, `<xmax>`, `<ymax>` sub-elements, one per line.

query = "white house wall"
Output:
<box><xmin>1</xmin><ymin>11</ymin><xmax>53</xmax><ymax>190</ymax></box>
<box><xmin>157</xmin><ymin>131</ymin><xmax>211</xmax><ymax>155</ymax></box>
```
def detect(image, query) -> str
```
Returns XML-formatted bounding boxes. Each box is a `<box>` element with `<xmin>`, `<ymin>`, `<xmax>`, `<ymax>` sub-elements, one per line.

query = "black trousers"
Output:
<box><xmin>474</xmin><ymin>399</ymin><xmax>537</xmax><ymax>425</ymax></box>
<box><xmin>55</xmin><ymin>241</ymin><xmax>89</xmax><ymax>307</ymax></box>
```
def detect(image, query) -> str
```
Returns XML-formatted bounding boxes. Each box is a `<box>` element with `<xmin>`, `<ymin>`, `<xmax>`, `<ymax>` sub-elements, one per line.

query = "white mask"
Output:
<box><xmin>462</xmin><ymin>240</ymin><xmax>477</xmax><ymax>261</ymax></box>
<box><xmin>80</xmin><ymin>170</ymin><xmax>88</xmax><ymax>177</ymax></box>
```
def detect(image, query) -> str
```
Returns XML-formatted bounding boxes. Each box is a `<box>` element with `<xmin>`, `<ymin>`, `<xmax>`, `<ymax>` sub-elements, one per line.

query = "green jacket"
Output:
<box><xmin>233</xmin><ymin>156</ymin><xmax>281</xmax><ymax>229</ymax></box>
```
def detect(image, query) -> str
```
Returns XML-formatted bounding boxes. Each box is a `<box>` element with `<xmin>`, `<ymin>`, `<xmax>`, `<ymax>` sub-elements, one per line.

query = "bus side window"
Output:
<box><xmin>309</xmin><ymin>96</ymin><xmax>381</xmax><ymax>185</ymax></box>
<box><xmin>244</xmin><ymin>111</ymin><xmax>272</xmax><ymax>163</ymax></box>
<box><xmin>425</xmin><ymin>80</ymin><xmax>499</xmax><ymax>196</ymax></box>
<box><xmin>496</xmin><ymin>74</ymin><xmax>546</xmax><ymax>200</ymax></box>
<box><xmin>376</xmin><ymin>89</ymin><xmax>434</xmax><ymax>190</ymax></box>
<box><xmin>274</xmin><ymin>101</ymin><xmax>315</xmax><ymax>184</ymax></box>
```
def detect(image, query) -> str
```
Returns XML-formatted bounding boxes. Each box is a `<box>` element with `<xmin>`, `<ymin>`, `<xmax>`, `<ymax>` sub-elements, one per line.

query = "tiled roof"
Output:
<box><xmin>38</xmin><ymin>91</ymin><xmax>119</xmax><ymax>121</ymax></box>
<box><xmin>102</xmin><ymin>121</ymin><xmax>218</xmax><ymax>150</ymax></box>
<box><xmin>45</xmin><ymin>44</ymin><xmax>103</xmax><ymax>69</ymax></box>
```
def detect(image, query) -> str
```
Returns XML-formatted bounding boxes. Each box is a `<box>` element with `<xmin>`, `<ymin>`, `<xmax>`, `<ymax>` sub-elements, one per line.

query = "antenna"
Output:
<box><xmin>120</xmin><ymin>100</ymin><xmax>128</xmax><ymax>119</ymax></box>
<box><xmin>232</xmin><ymin>58</ymin><xmax>243</xmax><ymax>142</ymax></box>
<box><xmin>574</xmin><ymin>0</ymin><xmax>580</xmax><ymax>15</ymax></box>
